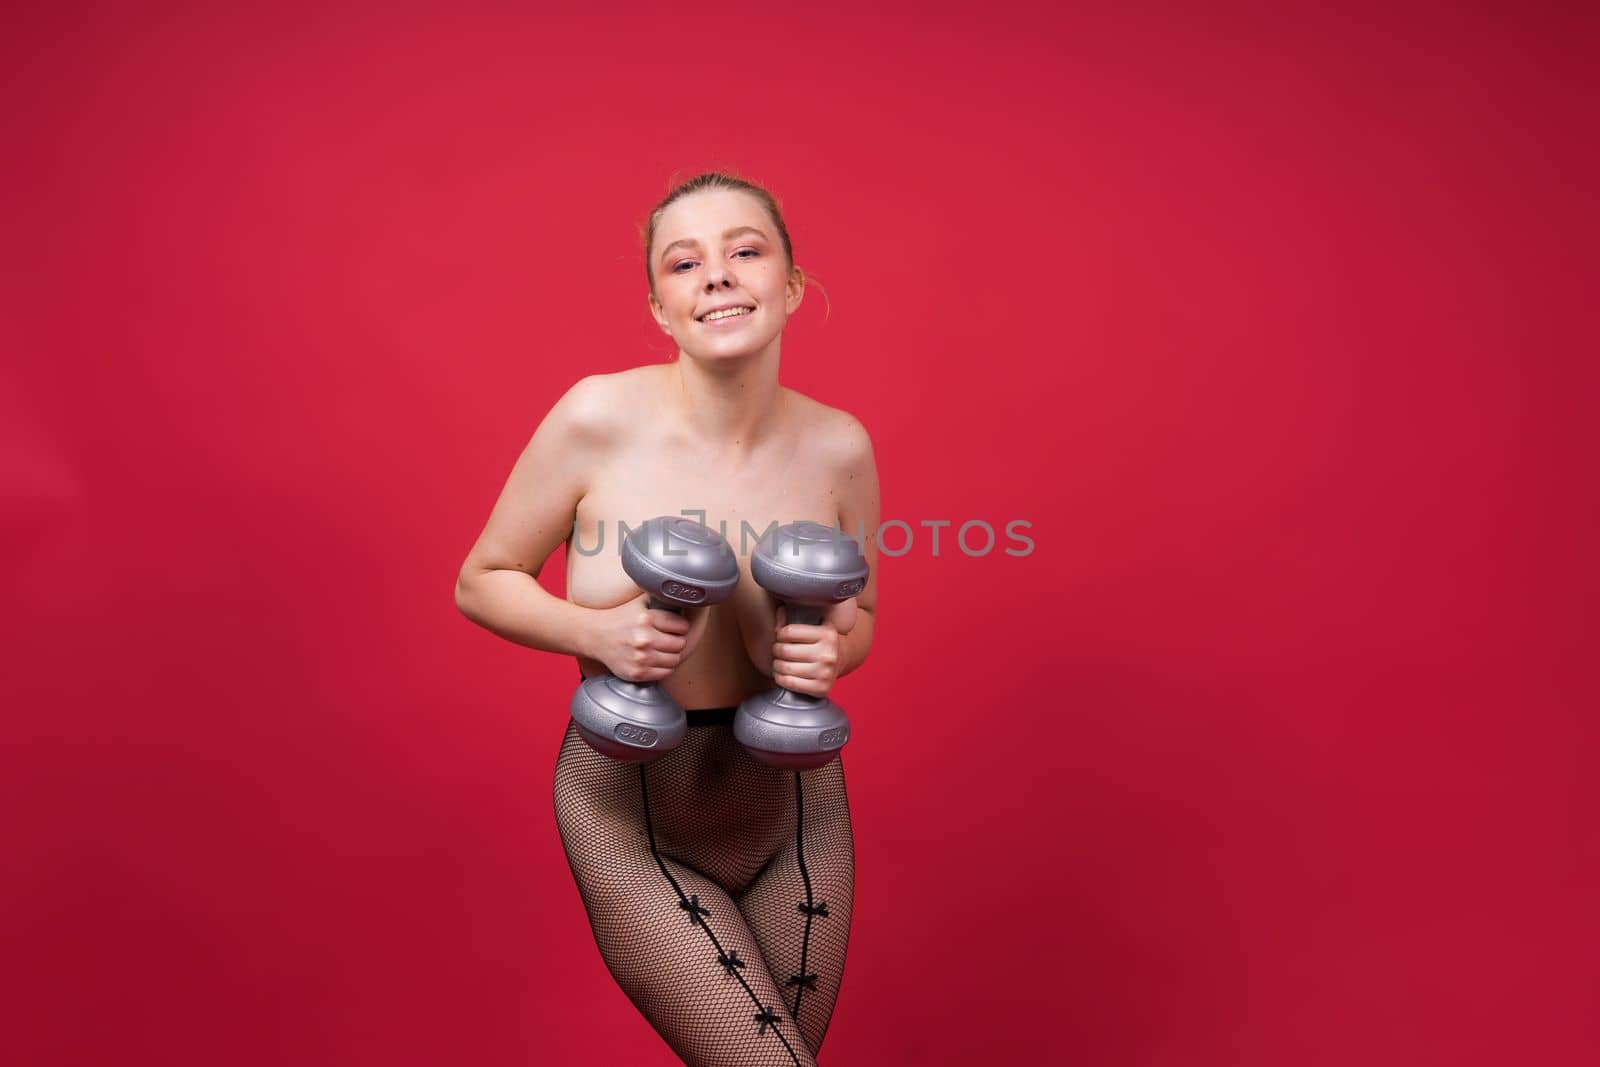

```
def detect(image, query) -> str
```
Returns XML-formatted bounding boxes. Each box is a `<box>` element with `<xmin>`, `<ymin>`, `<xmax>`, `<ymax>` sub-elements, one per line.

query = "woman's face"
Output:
<box><xmin>648</xmin><ymin>189</ymin><xmax>803</xmax><ymax>363</ymax></box>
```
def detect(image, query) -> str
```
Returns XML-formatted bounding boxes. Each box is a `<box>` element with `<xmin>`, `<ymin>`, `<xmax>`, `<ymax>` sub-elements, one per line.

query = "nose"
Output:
<box><xmin>703</xmin><ymin>260</ymin><xmax>736</xmax><ymax>290</ymax></box>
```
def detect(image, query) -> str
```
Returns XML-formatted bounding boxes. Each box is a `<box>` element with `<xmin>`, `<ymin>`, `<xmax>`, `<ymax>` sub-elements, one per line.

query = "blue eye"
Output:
<box><xmin>734</xmin><ymin>248</ymin><xmax>758</xmax><ymax>258</ymax></box>
<box><xmin>671</xmin><ymin>261</ymin><xmax>697</xmax><ymax>273</ymax></box>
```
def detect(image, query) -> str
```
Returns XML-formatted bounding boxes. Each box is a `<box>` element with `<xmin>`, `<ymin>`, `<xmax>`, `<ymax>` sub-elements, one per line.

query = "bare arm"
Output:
<box><xmin>832</xmin><ymin>413</ymin><xmax>880</xmax><ymax>678</ymax></box>
<box><xmin>758</xmin><ymin>412</ymin><xmax>882</xmax><ymax>694</ymax></box>
<box><xmin>453</xmin><ymin>376</ymin><xmax>611</xmax><ymax>659</ymax></box>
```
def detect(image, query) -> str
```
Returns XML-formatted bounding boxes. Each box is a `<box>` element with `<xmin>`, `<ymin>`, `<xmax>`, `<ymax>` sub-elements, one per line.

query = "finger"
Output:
<box><xmin>630</xmin><ymin>626</ymin><xmax>684</xmax><ymax>654</ymax></box>
<box><xmin>772</xmin><ymin>659</ymin><xmax>826</xmax><ymax>679</ymax></box>
<box><xmin>621</xmin><ymin>664</ymin><xmax>673</xmax><ymax>683</ymax></box>
<box><xmin>646</xmin><ymin>608</ymin><xmax>691</xmax><ymax>635</ymax></box>
<box><xmin>775</xmin><ymin>673</ymin><xmax>828</xmax><ymax>697</ymax></box>
<box><xmin>773</xmin><ymin>640</ymin><xmax>832</xmax><ymax>663</ymax></box>
<box><xmin>776</xmin><ymin>623</ymin><xmax>828</xmax><ymax>643</ymax></box>
<box><xmin>648</xmin><ymin>631</ymin><xmax>688</xmax><ymax>654</ymax></box>
<box><xmin>640</xmin><ymin>648</ymin><xmax>682</xmax><ymax>669</ymax></box>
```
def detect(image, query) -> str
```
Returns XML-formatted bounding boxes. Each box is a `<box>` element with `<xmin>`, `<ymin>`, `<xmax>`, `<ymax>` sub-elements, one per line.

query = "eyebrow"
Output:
<box><xmin>658</xmin><ymin>226</ymin><xmax>770</xmax><ymax>263</ymax></box>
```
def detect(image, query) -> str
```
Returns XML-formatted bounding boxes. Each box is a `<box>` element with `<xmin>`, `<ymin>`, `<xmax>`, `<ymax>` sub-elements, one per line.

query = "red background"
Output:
<box><xmin>4</xmin><ymin>4</ymin><xmax>1594</xmax><ymax>1065</ymax></box>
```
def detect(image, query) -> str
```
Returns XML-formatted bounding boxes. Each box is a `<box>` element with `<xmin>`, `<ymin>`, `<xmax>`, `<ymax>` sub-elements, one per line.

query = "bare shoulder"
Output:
<box><xmin>457</xmin><ymin>369</ymin><xmax>657</xmax><ymax>579</ymax></box>
<box><xmin>783</xmin><ymin>388</ymin><xmax>876</xmax><ymax>473</ymax></box>
<box><xmin>546</xmin><ymin>366</ymin><xmax>658</xmax><ymax>445</ymax></box>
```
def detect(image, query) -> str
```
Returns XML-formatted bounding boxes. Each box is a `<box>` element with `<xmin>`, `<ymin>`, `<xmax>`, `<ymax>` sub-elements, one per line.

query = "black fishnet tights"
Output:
<box><xmin>553</xmin><ymin>711</ymin><xmax>855</xmax><ymax>1066</ymax></box>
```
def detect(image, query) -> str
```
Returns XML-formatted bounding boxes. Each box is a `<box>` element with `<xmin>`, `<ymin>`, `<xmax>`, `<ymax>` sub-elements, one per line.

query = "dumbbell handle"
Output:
<box><xmin>782</xmin><ymin>602</ymin><xmax>825</xmax><ymax>626</ymax></box>
<box><xmin>627</xmin><ymin>598</ymin><xmax>690</xmax><ymax>693</ymax></box>
<box><xmin>769</xmin><ymin>601</ymin><xmax>828</xmax><ymax>708</ymax></box>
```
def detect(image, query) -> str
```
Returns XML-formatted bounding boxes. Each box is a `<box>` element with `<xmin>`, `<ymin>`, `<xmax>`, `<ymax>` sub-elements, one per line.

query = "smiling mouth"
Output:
<box><xmin>697</xmin><ymin>306</ymin><xmax>755</xmax><ymax>322</ymax></box>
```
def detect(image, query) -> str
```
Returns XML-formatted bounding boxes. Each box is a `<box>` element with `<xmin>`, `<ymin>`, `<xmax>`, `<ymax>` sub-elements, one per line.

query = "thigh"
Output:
<box><xmin>554</xmin><ymin>724</ymin><xmax>819</xmax><ymax>1067</ymax></box>
<box><xmin>735</xmin><ymin>757</ymin><xmax>856</xmax><ymax>1057</ymax></box>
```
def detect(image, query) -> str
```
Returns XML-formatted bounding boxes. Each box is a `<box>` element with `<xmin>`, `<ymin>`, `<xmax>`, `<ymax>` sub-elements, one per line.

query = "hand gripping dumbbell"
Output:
<box><xmin>734</xmin><ymin>521</ymin><xmax>870</xmax><ymax>770</ymax></box>
<box><xmin>570</xmin><ymin>517</ymin><xmax>739</xmax><ymax>762</ymax></box>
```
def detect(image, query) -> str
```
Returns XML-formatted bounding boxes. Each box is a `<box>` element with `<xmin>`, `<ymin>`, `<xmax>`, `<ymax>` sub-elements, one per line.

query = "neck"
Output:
<box><xmin>668</xmin><ymin>342</ymin><xmax>784</xmax><ymax>449</ymax></box>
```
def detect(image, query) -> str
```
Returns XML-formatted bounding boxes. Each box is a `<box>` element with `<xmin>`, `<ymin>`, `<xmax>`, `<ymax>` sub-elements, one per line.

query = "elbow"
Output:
<box><xmin>453</xmin><ymin>568</ymin><xmax>481</xmax><ymax>621</ymax></box>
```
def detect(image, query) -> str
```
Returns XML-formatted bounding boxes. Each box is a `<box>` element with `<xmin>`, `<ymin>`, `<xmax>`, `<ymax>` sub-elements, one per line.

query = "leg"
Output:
<box><xmin>737</xmin><ymin>758</ymin><xmax>856</xmax><ymax>1056</ymax></box>
<box><xmin>554</xmin><ymin>723</ymin><xmax>818</xmax><ymax>1067</ymax></box>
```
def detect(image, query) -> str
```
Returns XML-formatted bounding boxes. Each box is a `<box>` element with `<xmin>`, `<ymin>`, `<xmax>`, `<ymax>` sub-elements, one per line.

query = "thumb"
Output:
<box><xmin>825</xmin><ymin>597</ymin><xmax>859</xmax><ymax>635</ymax></box>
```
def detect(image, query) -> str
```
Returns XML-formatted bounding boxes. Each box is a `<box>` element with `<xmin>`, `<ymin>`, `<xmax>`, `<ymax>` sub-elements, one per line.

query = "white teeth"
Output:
<box><xmin>703</xmin><ymin>306</ymin><xmax>752</xmax><ymax>321</ymax></box>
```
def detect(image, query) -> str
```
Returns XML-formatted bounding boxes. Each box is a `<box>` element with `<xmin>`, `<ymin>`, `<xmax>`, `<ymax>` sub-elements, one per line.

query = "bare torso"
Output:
<box><xmin>567</xmin><ymin>365</ymin><xmax>851</xmax><ymax>709</ymax></box>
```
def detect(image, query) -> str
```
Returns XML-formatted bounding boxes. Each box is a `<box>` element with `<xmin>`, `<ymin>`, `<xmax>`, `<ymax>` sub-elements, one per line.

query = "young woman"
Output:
<box><xmin>455</xmin><ymin>172</ymin><xmax>881</xmax><ymax>1066</ymax></box>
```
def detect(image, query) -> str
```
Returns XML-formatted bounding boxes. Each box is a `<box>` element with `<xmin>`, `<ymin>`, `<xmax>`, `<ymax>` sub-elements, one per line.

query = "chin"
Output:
<box><xmin>683</xmin><ymin>346</ymin><xmax>759</xmax><ymax>364</ymax></box>
<box><xmin>682</xmin><ymin>332</ymin><xmax>779</xmax><ymax>364</ymax></box>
